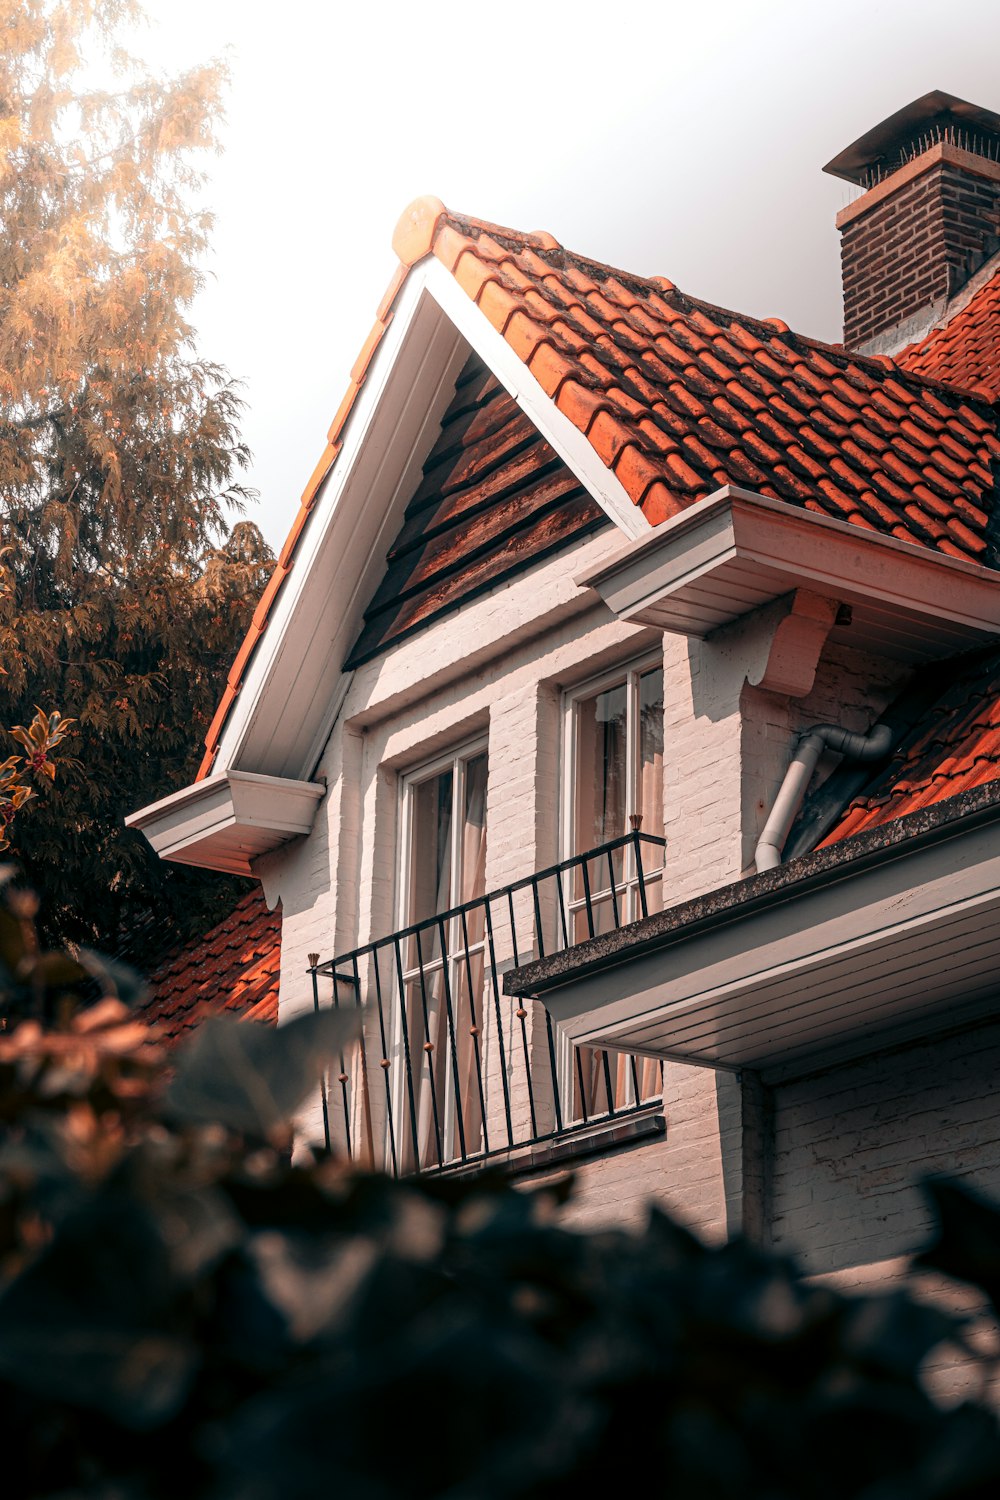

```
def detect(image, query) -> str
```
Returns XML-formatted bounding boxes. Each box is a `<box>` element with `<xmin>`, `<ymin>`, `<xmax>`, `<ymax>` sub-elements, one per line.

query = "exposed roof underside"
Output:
<box><xmin>822</xmin><ymin>644</ymin><xmax>1000</xmax><ymax>845</ymax></box>
<box><xmin>196</xmin><ymin>198</ymin><xmax>1000</xmax><ymax>779</ymax></box>
<box><xmin>346</xmin><ymin>352</ymin><xmax>604</xmax><ymax>668</ymax></box>
<box><xmin>140</xmin><ymin>888</ymin><xmax>280</xmax><ymax>1041</ymax></box>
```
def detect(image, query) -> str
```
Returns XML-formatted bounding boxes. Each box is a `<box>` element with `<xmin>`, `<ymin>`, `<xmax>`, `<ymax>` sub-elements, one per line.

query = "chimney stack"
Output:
<box><xmin>825</xmin><ymin>91</ymin><xmax>1000</xmax><ymax>352</ymax></box>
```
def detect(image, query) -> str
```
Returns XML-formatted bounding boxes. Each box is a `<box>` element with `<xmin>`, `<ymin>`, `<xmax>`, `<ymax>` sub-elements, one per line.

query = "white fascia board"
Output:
<box><xmin>208</xmin><ymin>256</ymin><xmax>650</xmax><ymax>785</ymax></box>
<box><xmin>126</xmin><ymin>770</ymin><xmax>325</xmax><ymax>875</ymax></box>
<box><xmin>213</xmin><ymin>264</ymin><xmax>468</xmax><ymax>780</ymax></box>
<box><xmin>533</xmin><ymin>812</ymin><xmax>1000</xmax><ymax>1078</ymax></box>
<box><xmin>423</xmin><ymin>258</ymin><xmax>650</xmax><ymax>541</ymax></box>
<box><xmin>578</xmin><ymin>484</ymin><xmax>1000</xmax><ymax>656</ymax></box>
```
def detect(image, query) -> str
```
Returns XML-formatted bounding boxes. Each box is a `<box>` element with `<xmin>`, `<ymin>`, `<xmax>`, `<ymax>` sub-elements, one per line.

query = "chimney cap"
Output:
<box><xmin>824</xmin><ymin>90</ymin><xmax>1000</xmax><ymax>185</ymax></box>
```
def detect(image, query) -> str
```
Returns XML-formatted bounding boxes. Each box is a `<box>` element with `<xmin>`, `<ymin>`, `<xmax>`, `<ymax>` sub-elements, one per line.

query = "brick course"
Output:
<box><xmin>841</xmin><ymin>158</ymin><xmax>1000</xmax><ymax>347</ymax></box>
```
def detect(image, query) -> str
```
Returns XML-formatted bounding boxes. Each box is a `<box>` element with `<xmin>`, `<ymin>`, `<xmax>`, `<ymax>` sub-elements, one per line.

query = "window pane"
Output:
<box><xmin>575</xmin><ymin>681</ymin><xmax>628</xmax><ymax>852</ymax></box>
<box><xmin>460</xmin><ymin>752</ymin><xmax>488</xmax><ymax>905</ymax></box>
<box><xmin>409</xmin><ymin>769</ymin><xmax>453</xmax><ymax>925</ymax></box>
<box><xmin>638</xmin><ymin>666</ymin><xmax>664</xmax><ymax>839</ymax></box>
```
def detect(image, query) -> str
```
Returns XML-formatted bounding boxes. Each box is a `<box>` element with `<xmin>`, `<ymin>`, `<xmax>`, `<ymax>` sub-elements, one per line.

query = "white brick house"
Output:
<box><xmin>130</xmin><ymin>90</ymin><xmax>1000</xmax><ymax>1292</ymax></box>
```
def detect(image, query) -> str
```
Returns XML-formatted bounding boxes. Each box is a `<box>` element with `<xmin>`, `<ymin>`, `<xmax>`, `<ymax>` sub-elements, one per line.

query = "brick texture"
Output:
<box><xmin>771</xmin><ymin>1019</ymin><xmax>1000</xmax><ymax>1277</ymax></box>
<box><xmin>841</xmin><ymin>160</ymin><xmax>1000</xmax><ymax>347</ymax></box>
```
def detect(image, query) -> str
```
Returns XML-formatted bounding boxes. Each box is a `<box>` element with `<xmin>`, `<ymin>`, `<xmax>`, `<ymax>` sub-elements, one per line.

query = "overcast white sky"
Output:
<box><xmin>132</xmin><ymin>0</ymin><xmax>1000</xmax><ymax>549</ymax></box>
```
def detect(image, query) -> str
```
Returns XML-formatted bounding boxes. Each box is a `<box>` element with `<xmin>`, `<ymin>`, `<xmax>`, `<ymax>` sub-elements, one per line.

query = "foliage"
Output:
<box><xmin>0</xmin><ymin>0</ymin><xmax>274</xmax><ymax>958</ymax></box>
<box><xmin>2</xmin><ymin>888</ymin><xmax>1000</xmax><ymax>1498</ymax></box>
<box><xmin>0</xmin><ymin>704</ymin><xmax>73</xmax><ymax>851</ymax></box>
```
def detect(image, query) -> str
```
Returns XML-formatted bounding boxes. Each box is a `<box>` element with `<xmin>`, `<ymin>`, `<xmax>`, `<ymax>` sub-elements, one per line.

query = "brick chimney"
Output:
<box><xmin>825</xmin><ymin>91</ymin><xmax>1000</xmax><ymax>352</ymax></box>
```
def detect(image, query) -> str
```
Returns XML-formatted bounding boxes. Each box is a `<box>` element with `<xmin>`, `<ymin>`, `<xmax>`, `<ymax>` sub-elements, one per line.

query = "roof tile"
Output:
<box><xmin>139</xmin><ymin>888</ymin><xmax>281</xmax><ymax>1042</ymax></box>
<box><xmin>197</xmin><ymin>199</ymin><xmax>1000</xmax><ymax>778</ymax></box>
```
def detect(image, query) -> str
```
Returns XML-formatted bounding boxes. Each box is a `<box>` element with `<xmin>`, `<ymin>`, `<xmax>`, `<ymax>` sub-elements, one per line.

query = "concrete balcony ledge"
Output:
<box><xmin>126</xmin><ymin>769</ymin><xmax>326</xmax><ymax>876</ymax></box>
<box><xmin>577</xmin><ymin>484</ymin><xmax>1000</xmax><ymax>662</ymax></box>
<box><xmin>504</xmin><ymin>780</ymin><xmax>1000</xmax><ymax>1083</ymax></box>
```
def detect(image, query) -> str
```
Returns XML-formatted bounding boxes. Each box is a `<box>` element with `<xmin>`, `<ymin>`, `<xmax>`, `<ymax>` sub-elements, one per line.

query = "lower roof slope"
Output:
<box><xmin>821</xmin><ymin>645</ymin><xmax>1000</xmax><ymax>846</ymax></box>
<box><xmin>897</xmin><ymin>261</ymin><xmax>1000</xmax><ymax>398</ymax></box>
<box><xmin>140</xmin><ymin>887</ymin><xmax>280</xmax><ymax>1041</ymax></box>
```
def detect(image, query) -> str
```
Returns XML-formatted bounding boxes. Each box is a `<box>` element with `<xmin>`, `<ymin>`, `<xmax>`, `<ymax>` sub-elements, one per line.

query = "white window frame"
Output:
<box><xmin>557</xmin><ymin>653</ymin><xmax>665</xmax><ymax>1117</ymax></box>
<box><xmin>560</xmin><ymin>651</ymin><xmax>665</xmax><ymax>920</ymax></box>
<box><xmin>392</xmin><ymin>734</ymin><xmax>489</xmax><ymax>1165</ymax></box>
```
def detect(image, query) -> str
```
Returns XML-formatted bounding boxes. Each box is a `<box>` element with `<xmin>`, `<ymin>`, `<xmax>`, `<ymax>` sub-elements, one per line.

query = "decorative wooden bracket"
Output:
<box><xmin>747</xmin><ymin>589</ymin><xmax>844</xmax><ymax>699</ymax></box>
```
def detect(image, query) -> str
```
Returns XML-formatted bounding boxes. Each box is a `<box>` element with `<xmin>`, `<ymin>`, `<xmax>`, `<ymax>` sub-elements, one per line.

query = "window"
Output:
<box><xmin>396</xmin><ymin>741</ymin><xmax>488</xmax><ymax>1169</ymax></box>
<box><xmin>565</xmin><ymin>657</ymin><xmax>665</xmax><ymax>933</ymax></box>
<box><xmin>563</xmin><ymin>658</ymin><xmax>665</xmax><ymax>1115</ymax></box>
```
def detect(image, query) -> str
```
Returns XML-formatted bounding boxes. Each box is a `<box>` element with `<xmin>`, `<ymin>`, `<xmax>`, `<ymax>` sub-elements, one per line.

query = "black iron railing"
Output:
<box><xmin>309</xmin><ymin>831</ymin><xmax>666</xmax><ymax>1175</ymax></box>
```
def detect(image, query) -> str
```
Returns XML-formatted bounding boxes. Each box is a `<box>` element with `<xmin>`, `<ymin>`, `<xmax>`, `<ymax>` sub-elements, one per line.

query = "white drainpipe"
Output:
<box><xmin>754</xmin><ymin>721</ymin><xmax>894</xmax><ymax>871</ymax></box>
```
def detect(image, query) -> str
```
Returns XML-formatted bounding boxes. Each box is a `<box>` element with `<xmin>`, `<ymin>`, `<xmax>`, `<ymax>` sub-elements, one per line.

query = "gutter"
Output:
<box><xmin>504</xmin><ymin>777</ymin><xmax>1000</xmax><ymax>999</ymax></box>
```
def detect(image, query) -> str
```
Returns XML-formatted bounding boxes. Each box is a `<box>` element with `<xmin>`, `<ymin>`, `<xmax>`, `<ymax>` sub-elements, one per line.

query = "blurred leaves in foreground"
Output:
<box><xmin>1</xmin><ymin>882</ymin><xmax>1000</xmax><ymax>1497</ymax></box>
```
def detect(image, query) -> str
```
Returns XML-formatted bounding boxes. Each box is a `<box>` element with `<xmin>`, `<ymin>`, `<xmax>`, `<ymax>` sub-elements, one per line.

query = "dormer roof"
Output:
<box><xmin>195</xmin><ymin>199</ymin><xmax>1000</xmax><ymax>781</ymax></box>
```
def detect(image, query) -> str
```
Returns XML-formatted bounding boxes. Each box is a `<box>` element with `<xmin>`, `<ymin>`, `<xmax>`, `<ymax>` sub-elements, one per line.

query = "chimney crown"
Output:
<box><xmin>828</xmin><ymin>92</ymin><xmax>1000</xmax><ymax>352</ymax></box>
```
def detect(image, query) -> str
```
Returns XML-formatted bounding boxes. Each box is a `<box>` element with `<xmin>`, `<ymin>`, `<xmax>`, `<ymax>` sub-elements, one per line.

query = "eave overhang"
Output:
<box><xmin>125</xmin><ymin>771</ymin><xmax>325</xmax><ymax>877</ymax></box>
<box><xmin>505</xmin><ymin>783</ymin><xmax>1000</xmax><ymax>1083</ymax></box>
<box><xmin>578</xmin><ymin>485</ymin><xmax>1000</xmax><ymax>662</ymax></box>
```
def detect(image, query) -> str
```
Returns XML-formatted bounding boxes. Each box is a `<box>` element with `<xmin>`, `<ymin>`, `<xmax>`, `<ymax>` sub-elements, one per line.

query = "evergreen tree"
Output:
<box><xmin>0</xmin><ymin>0</ymin><xmax>274</xmax><ymax>958</ymax></box>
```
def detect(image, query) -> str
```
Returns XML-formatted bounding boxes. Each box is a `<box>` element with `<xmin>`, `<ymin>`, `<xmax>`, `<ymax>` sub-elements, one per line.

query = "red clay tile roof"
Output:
<box><xmin>820</xmin><ymin>647</ymin><xmax>1000</xmax><ymax>846</ymax></box>
<box><xmin>140</xmin><ymin>887</ymin><xmax>280</xmax><ymax>1042</ymax></box>
<box><xmin>196</xmin><ymin>198</ymin><xmax>1000</xmax><ymax>779</ymax></box>
<box><xmin>897</xmin><ymin>261</ymin><xmax>1000</xmax><ymax>398</ymax></box>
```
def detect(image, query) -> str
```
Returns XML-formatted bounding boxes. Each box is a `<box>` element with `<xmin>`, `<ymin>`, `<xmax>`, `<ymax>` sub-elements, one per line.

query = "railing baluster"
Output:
<box><xmin>634</xmin><ymin>831</ymin><xmax>649</xmax><ymax>920</ymax></box>
<box><xmin>370</xmin><ymin>945</ymin><xmax>399</xmax><ymax>1177</ymax></box>
<box><xmin>351</xmin><ymin>953</ymin><xmax>375</xmax><ymax>1167</ymax></box>
<box><xmin>575</xmin><ymin>1045</ymin><xmax>590</xmax><ymax>1126</ymax></box>
<box><xmin>392</xmin><ymin>936</ymin><xmax>422</xmax><ymax>1171</ymax></box>
<box><xmin>310</xmin><ymin>963</ymin><xmax>332</xmax><ymax>1153</ymax></box>
<box><xmin>436</xmin><ymin>915</ymin><xmax>468</xmax><ymax>1164</ymax></box>
<box><xmin>312</xmin><ymin>833</ymin><xmax>668</xmax><ymax>1174</ymax></box>
<box><xmin>413</xmin><ymin>927</ymin><xmax>445</xmax><ymax>1169</ymax></box>
<box><xmin>607</xmin><ymin>848</ymin><xmax>621</xmax><ymax>929</ymax></box>
<box><xmin>600</xmin><ymin>1047</ymin><xmax>617</xmax><ymax>1118</ymax></box>
<box><xmin>530</xmin><ymin>875</ymin><xmax>546</xmax><ymax>960</ymax></box>
<box><xmin>484</xmin><ymin>898</ymin><xmax>515</xmax><ymax>1150</ymax></box>
<box><xmin>629</xmin><ymin>1049</ymin><xmax>642</xmax><ymax>1106</ymax></box>
<box><xmin>330</xmin><ymin>974</ymin><xmax>352</xmax><ymax>1160</ymax></box>
<box><xmin>580</xmin><ymin>858</ymin><xmax>596</xmax><ymax>939</ymax></box>
<box><xmin>544</xmin><ymin>1006</ymin><xmax>563</xmax><ymax>1135</ymax></box>
<box><xmin>460</xmin><ymin>906</ymin><xmax>490</xmax><ymax>1158</ymax></box>
<box><xmin>555</xmin><ymin>867</ymin><xmax>570</xmax><ymax>950</ymax></box>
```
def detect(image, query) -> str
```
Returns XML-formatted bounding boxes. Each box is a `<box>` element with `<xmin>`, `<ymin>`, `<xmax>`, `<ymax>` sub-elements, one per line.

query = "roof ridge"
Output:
<box><xmin>436</xmin><ymin>203</ymin><xmax>998</xmax><ymax>412</ymax></box>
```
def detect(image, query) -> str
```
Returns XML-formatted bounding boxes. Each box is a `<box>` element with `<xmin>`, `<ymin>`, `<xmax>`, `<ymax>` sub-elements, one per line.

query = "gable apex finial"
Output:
<box><xmin>392</xmin><ymin>196</ymin><xmax>447</xmax><ymax>267</ymax></box>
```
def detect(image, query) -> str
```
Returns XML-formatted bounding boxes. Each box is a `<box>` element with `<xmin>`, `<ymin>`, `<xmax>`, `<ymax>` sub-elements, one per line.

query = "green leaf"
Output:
<box><xmin>78</xmin><ymin>946</ymin><xmax>149</xmax><ymax>1008</ymax></box>
<box><xmin>164</xmin><ymin>1008</ymin><xmax>360</xmax><ymax>1138</ymax></box>
<box><xmin>917</xmin><ymin>1176</ymin><xmax>1000</xmax><ymax>1312</ymax></box>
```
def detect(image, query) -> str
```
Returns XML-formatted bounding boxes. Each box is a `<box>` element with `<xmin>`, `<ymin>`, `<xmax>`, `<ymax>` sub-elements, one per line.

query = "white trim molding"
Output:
<box><xmin>126</xmin><ymin>770</ymin><xmax>326</xmax><ymax>876</ymax></box>
<box><xmin>578</xmin><ymin>484</ymin><xmax>1000</xmax><ymax>662</ymax></box>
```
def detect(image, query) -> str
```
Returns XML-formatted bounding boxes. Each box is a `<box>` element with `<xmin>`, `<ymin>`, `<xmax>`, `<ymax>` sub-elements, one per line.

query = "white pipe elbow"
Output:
<box><xmin>754</xmin><ymin>720</ymin><xmax>892</xmax><ymax>873</ymax></box>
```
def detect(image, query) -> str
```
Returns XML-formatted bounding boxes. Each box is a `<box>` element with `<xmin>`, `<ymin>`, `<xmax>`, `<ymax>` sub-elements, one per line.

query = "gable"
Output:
<box><xmin>345</xmin><ymin>352</ymin><xmax>607</xmax><ymax>668</ymax></box>
<box><xmin>130</xmin><ymin>198</ymin><xmax>1000</xmax><ymax>884</ymax></box>
<box><xmin>140</xmin><ymin>887</ymin><xmax>280</xmax><ymax>1041</ymax></box>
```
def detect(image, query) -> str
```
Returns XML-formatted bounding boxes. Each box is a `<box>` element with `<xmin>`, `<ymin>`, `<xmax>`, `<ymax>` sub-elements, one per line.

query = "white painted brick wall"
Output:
<box><xmin>254</xmin><ymin>523</ymin><xmax>925</xmax><ymax>1237</ymax></box>
<box><xmin>772</xmin><ymin>1020</ymin><xmax>1000</xmax><ymax>1276</ymax></box>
